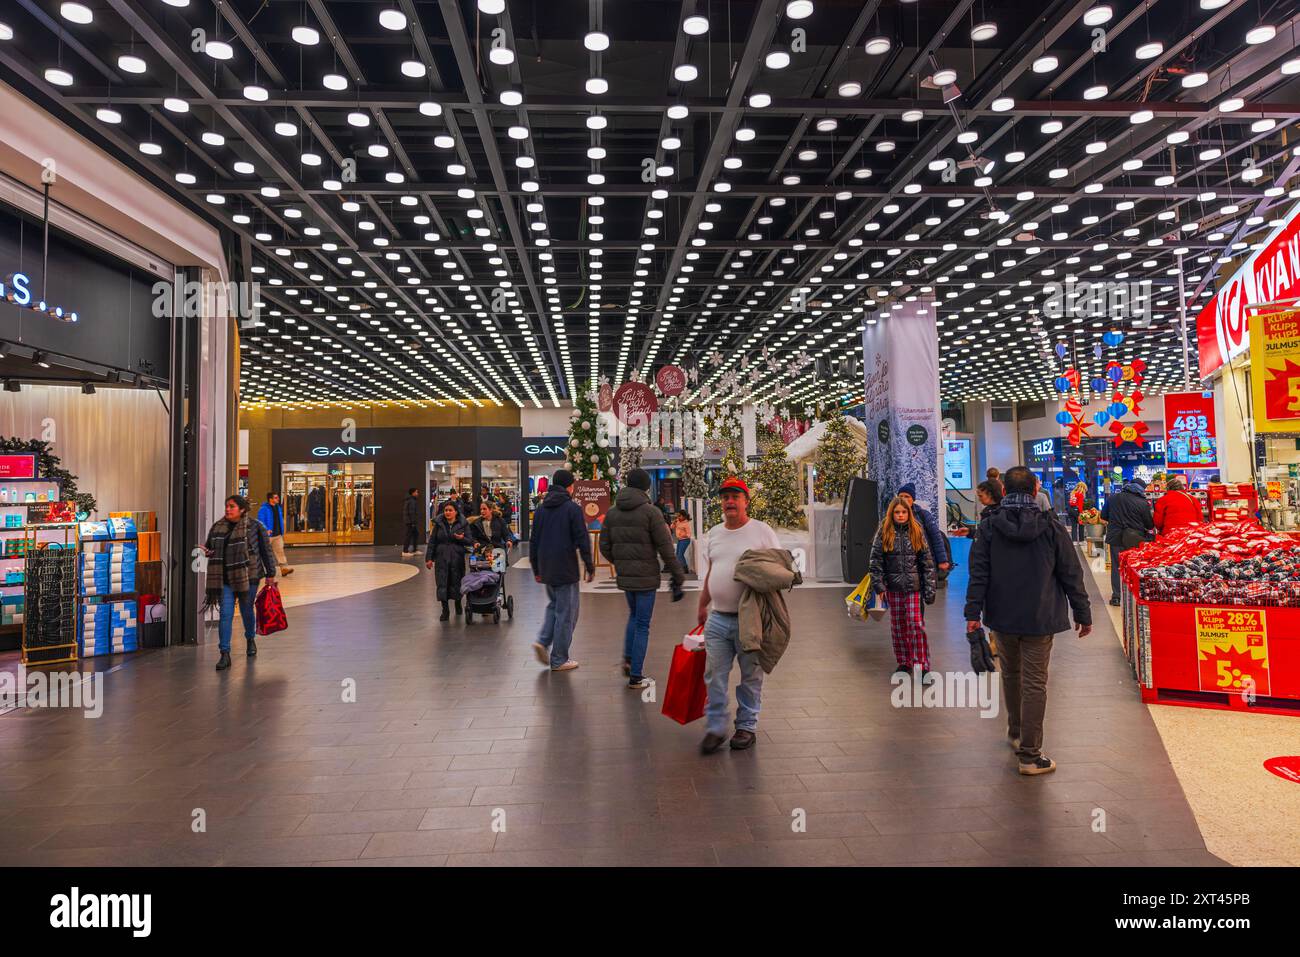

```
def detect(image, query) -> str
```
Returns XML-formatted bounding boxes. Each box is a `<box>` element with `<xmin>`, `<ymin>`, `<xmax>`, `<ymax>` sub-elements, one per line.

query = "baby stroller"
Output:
<box><xmin>463</xmin><ymin>545</ymin><xmax>513</xmax><ymax>624</ymax></box>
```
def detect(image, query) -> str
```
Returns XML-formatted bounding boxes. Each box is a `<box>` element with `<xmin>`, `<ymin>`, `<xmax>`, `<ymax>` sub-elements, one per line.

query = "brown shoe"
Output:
<box><xmin>729</xmin><ymin>729</ymin><xmax>757</xmax><ymax>750</ymax></box>
<box><xmin>700</xmin><ymin>732</ymin><xmax>727</xmax><ymax>754</ymax></box>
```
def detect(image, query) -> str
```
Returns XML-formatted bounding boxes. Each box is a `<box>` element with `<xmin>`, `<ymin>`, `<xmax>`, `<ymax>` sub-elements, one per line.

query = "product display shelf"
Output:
<box><xmin>76</xmin><ymin>520</ymin><xmax>141</xmax><ymax>659</ymax></box>
<box><xmin>0</xmin><ymin>478</ymin><xmax>64</xmax><ymax>650</ymax></box>
<box><xmin>1120</xmin><ymin>566</ymin><xmax>1300</xmax><ymax>718</ymax></box>
<box><xmin>19</xmin><ymin>523</ymin><xmax>78</xmax><ymax>666</ymax></box>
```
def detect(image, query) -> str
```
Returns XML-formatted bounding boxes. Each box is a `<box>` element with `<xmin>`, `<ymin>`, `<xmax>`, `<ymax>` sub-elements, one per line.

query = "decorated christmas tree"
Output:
<box><xmin>681</xmin><ymin>452</ymin><xmax>707</xmax><ymax>499</ymax></box>
<box><xmin>749</xmin><ymin>433</ymin><xmax>805</xmax><ymax>529</ymax></box>
<box><xmin>564</xmin><ymin>385</ymin><xmax>615</xmax><ymax>482</ymax></box>
<box><xmin>618</xmin><ymin>442</ymin><xmax>643</xmax><ymax>481</ymax></box>
<box><xmin>0</xmin><ymin>437</ymin><xmax>97</xmax><ymax>515</ymax></box>
<box><xmin>813</xmin><ymin>410</ymin><xmax>867</xmax><ymax>503</ymax></box>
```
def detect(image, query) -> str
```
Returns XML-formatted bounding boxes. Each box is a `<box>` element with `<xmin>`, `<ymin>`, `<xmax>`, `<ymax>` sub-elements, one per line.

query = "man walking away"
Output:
<box><xmin>698</xmin><ymin>477</ymin><xmax>782</xmax><ymax>754</ymax></box>
<box><xmin>599</xmin><ymin>468</ymin><xmax>685</xmax><ymax>689</ymax></box>
<box><xmin>529</xmin><ymin>469</ymin><xmax>595</xmax><ymax>672</ymax></box>
<box><xmin>401</xmin><ymin>487</ymin><xmax>422</xmax><ymax>556</ymax></box>
<box><xmin>1101</xmin><ymin>477</ymin><xmax>1154</xmax><ymax>606</ymax></box>
<box><xmin>896</xmin><ymin>483</ymin><xmax>951</xmax><ymax>580</ymax></box>
<box><xmin>257</xmin><ymin>492</ymin><xmax>294</xmax><ymax>577</ymax></box>
<box><xmin>965</xmin><ymin>466</ymin><xmax>1092</xmax><ymax>775</ymax></box>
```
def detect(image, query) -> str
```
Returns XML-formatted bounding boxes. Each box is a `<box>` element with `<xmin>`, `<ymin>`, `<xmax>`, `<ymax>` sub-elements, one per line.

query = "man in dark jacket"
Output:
<box><xmin>897</xmin><ymin>482</ymin><xmax>951</xmax><ymax>576</ymax></box>
<box><xmin>528</xmin><ymin>469</ymin><xmax>595</xmax><ymax>672</ymax></box>
<box><xmin>1101</xmin><ymin>478</ymin><xmax>1154</xmax><ymax>606</ymax></box>
<box><xmin>965</xmin><ymin>466</ymin><xmax>1093</xmax><ymax>776</ymax></box>
<box><xmin>401</xmin><ymin>487</ymin><xmax>422</xmax><ymax>556</ymax></box>
<box><xmin>599</xmin><ymin>468</ymin><xmax>685</xmax><ymax>689</ymax></box>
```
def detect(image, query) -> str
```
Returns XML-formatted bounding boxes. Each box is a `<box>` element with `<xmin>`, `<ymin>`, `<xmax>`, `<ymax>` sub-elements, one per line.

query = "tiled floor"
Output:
<box><xmin>0</xmin><ymin>541</ymin><xmax>1224</xmax><ymax>866</ymax></box>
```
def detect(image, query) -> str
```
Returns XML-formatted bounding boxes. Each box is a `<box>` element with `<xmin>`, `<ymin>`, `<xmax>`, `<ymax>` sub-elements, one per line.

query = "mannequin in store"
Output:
<box><xmin>425</xmin><ymin>501</ymin><xmax>469</xmax><ymax>620</ymax></box>
<box><xmin>306</xmin><ymin>485</ymin><xmax>326</xmax><ymax>531</ymax></box>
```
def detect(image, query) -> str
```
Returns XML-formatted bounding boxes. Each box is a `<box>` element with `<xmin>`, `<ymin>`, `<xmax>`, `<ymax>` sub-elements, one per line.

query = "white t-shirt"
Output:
<box><xmin>703</xmin><ymin>518</ymin><xmax>782</xmax><ymax>613</ymax></box>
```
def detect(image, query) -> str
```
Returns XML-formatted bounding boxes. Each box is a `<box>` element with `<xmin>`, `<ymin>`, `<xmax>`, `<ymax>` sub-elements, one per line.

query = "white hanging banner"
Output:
<box><xmin>862</xmin><ymin>299</ymin><xmax>943</xmax><ymax>516</ymax></box>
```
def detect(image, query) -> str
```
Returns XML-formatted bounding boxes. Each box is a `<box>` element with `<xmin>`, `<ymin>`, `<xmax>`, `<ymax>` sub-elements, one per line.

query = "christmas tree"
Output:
<box><xmin>564</xmin><ymin>385</ymin><xmax>615</xmax><ymax>482</ymax></box>
<box><xmin>618</xmin><ymin>442</ymin><xmax>643</xmax><ymax>481</ymax></box>
<box><xmin>749</xmin><ymin>433</ymin><xmax>805</xmax><ymax>529</ymax></box>
<box><xmin>682</xmin><ymin>452</ymin><xmax>707</xmax><ymax>499</ymax></box>
<box><xmin>813</xmin><ymin>411</ymin><xmax>867</xmax><ymax>503</ymax></box>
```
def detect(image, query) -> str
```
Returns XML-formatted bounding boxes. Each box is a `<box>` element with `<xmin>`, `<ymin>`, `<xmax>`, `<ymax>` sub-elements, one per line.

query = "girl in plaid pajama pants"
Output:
<box><xmin>868</xmin><ymin>497</ymin><xmax>938</xmax><ymax>674</ymax></box>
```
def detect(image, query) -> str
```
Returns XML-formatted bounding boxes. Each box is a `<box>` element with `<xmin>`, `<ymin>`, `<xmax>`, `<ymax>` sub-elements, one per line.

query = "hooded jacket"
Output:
<box><xmin>1101</xmin><ymin>481</ymin><xmax>1154</xmax><ymax>546</ymax></box>
<box><xmin>257</xmin><ymin>501</ymin><xmax>285</xmax><ymax>537</ymax></box>
<box><xmin>529</xmin><ymin>486</ymin><xmax>594</xmax><ymax>586</ymax></box>
<box><xmin>869</xmin><ymin>523</ymin><xmax>937</xmax><ymax>603</ymax></box>
<box><xmin>425</xmin><ymin>513</ymin><xmax>469</xmax><ymax>600</ymax></box>
<box><xmin>598</xmin><ymin>486</ymin><xmax>684</xmax><ymax>591</ymax></box>
<box><xmin>964</xmin><ymin>494</ymin><xmax>1092</xmax><ymax>635</ymax></box>
<box><xmin>735</xmin><ymin>548</ymin><xmax>801</xmax><ymax>673</ymax></box>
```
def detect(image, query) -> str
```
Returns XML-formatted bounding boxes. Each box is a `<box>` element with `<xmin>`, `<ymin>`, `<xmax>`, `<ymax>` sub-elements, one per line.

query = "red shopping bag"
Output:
<box><xmin>661</xmin><ymin>626</ymin><xmax>708</xmax><ymax>725</ymax></box>
<box><xmin>255</xmin><ymin>581</ymin><xmax>288</xmax><ymax>636</ymax></box>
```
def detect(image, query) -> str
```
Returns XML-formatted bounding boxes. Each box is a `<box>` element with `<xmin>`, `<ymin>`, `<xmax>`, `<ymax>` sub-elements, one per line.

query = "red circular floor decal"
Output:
<box><xmin>1263</xmin><ymin>756</ymin><xmax>1300</xmax><ymax>783</ymax></box>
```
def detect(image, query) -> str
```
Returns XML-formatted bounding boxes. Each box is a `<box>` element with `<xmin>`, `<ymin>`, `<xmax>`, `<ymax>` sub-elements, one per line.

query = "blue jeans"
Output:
<box><xmin>622</xmin><ymin>589</ymin><xmax>657</xmax><ymax>680</ymax></box>
<box><xmin>675</xmin><ymin>538</ymin><xmax>690</xmax><ymax>573</ymax></box>
<box><xmin>537</xmin><ymin>582</ymin><xmax>580</xmax><ymax>669</ymax></box>
<box><xmin>218</xmin><ymin>579</ymin><xmax>258</xmax><ymax>653</ymax></box>
<box><xmin>703</xmin><ymin>611</ymin><xmax>763</xmax><ymax>736</ymax></box>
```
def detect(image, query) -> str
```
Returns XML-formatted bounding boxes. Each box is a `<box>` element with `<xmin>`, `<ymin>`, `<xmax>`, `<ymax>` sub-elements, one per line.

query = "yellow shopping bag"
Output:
<box><xmin>845</xmin><ymin>573</ymin><xmax>873</xmax><ymax>620</ymax></box>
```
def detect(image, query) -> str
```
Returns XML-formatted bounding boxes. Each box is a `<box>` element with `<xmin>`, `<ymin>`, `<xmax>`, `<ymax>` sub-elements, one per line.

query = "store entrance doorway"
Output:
<box><xmin>281</xmin><ymin>463</ymin><xmax>375</xmax><ymax>545</ymax></box>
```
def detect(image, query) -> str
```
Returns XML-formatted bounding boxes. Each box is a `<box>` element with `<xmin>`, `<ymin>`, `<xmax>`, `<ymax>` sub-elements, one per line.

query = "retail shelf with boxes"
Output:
<box><xmin>1119</xmin><ymin>521</ymin><xmax>1300</xmax><ymax>716</ymax></box>
<box><xmin>0</xmin><ymin>470</ymin><xmax>72</xmax><ymax>654</ymax></box>
<box><xmin>77</xmin><ymin>512</ymin><xmax>162</xmax><ymax>658</ymax></box>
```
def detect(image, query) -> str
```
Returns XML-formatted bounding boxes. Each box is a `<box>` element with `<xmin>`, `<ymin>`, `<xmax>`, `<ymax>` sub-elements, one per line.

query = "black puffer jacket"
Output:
<box><xmin>598</xmin><ymin>487</ymin><xmax>684</xmax><ymax>591</ymax></box>
<box><xmin>425</xmin><ymin>514</ymin><xmax>469</xmax><ymax>600</ymax></box>
<box><xmin>1101</xmin><ymin>481</ymin><xmax>1154</xmax><ymax>546</ymax></box>
<box><xmin>470</xmin><ymin>514</ymin><xmax>510</xmax><ymax>549</ymax></box>
<box><xmin>868</xmin><ymin>523</ymin><xmax>937</xmax><ymax>603</ymax></box>
<box><xmin>964</xmin><ymin>495</ymin><xmax>1092</xmax><ymax>635</ymax></box>
<box><xmin>402</xmin><ymin>494</ymin><xmax>421</xmax><ymax>526</ymax></box>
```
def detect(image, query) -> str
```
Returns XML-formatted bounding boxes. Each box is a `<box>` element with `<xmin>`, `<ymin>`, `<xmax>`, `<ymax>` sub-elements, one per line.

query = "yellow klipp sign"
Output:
<box><xmin>1249</xmin><ymin>309</ymin><xmax>1300</xmax><ymax>433</ymax></box>
<box><xmin>1195</xmin><ymin>607</ymin><xmax>1270</xmax><ymax>696</ymax></box>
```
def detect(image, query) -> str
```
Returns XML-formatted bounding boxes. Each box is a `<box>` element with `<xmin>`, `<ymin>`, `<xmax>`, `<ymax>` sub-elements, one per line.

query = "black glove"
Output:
<box><xmin>671</xmin><ymin>583</ymin><xmax>685</xmax><ymax>602</ymax></box>
<box><xmin>968</xmin><ymin>627</ymin><xmax>996</xmax><ymax>673</ymax></box>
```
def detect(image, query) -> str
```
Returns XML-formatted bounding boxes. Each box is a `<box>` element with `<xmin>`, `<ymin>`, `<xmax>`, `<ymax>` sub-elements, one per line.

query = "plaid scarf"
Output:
<box><xmin>204</xmin><ymin>514</ymin><xmax>252</xmax><ymax>606</ymax></box>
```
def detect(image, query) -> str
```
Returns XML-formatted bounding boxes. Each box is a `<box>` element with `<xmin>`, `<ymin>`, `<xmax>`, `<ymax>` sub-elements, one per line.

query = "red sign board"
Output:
<box><xmin>0</xmin><ymin>454</ymin><xmax>37</xmax><ymax>479</ymax></box>
<box><xmin>1162</xmin><ymin>391</ymin><xmax>1218</xmax><ymax>470</ymax></box>
<box><xmin>1197</xmin><ymin>199</ymin><xmax>1300</xmax><ymax>378</ymax></box>
<box><xmin>655</xmin><ymin>364</ymin><xmax>686</xmax><ymax>397</ymax></box>
<box><xmin>1264</xmin><ymin>756</ymin><xmax>1300</xmax><ymax>783</ymax></box>
<box><xmin>570</xmin><ymin>480</ymin><xmax>611</xmax><ymax>529</ymax></box>
<box><xmin>612</xmin><ymin>381</ymin><xmax>658</xmax><ymax>425</ymax></box>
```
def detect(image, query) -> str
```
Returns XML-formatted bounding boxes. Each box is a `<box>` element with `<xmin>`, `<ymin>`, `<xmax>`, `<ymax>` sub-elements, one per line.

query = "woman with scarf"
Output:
<box><xmin>425</xmin><ymin>500</ymin><xmax>470</xmax><ymax>620</ymax></box>
<box><xmin>204</xmin><ymin>495</ymin><xmax>277</xmax><ymax>671</ymax></box>
<box><xmin>869</xmin><ymin>496</ymin><xmax>937</xmax><ymax>677</ymax></box>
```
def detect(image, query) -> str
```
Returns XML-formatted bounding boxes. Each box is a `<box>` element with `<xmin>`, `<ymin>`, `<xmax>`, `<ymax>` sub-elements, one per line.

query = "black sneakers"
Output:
<box><xmin>1018</xmin><ymin>756</ymin><xmax>1057</xmax><ymax>775</ymax></box>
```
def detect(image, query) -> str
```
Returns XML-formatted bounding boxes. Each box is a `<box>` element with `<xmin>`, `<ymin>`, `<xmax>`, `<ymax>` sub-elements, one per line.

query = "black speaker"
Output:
<box><xmin>841</xmin><ymin>476</ymin><xmax>879</xmax><ymax>583</ymax></box>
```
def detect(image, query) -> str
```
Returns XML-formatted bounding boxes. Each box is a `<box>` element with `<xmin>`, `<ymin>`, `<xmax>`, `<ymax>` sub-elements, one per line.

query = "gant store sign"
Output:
<box><xmin>1198</xmin><ymin>200</ymin><xmax>1300</xmax><ymax>378</ymax></box>
<box><xmin>310</xmin><ymin>445</ymin><xmax>383</xmax><ymax>457</ymax></box>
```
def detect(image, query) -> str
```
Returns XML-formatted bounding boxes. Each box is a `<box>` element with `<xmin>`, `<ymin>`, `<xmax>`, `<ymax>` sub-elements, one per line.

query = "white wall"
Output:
<box><xmin>521</xmin><ymin>404</ymin><xmax>575</xmax><ymax>436</ymax></box>
<box><xmin>0</xmin><ymin>384</ymin><xmax>169</xmax><ymax>562</ymax></box>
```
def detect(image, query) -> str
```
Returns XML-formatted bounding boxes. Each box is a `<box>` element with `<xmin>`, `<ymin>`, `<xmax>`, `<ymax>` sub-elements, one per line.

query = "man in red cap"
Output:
<box><xmin>697</xmin><ymin>477</ymin><xmax>782</xmax><ymax>753</ymax></box>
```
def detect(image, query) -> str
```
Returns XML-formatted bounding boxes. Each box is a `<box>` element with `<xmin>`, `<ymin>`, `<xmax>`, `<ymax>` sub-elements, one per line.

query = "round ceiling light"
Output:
<box><xmin>274</xmin><ymin>121</ymin><xmax>297</xmax><ymax>136</ymax></box>
<box><xmin>957</xmin><ymin>130</ymin><xmax>978</xmax><ymax>144</ymax></box>
<box><xmin>60</xmin><ymin>2</ymin><xmax>92</xmax><ymax>24</ymax></box>
<box><xmin>44</xmin><ymin>67</ymin><xmax>74</xmax><ymax>86</ymax></box>
<box><xmin>292</xmin><ymin>25</ymin><xmax>320</xmax><ymax>46</ymax></box>
<box><xmin>378</xmin><ymin>8</ymin><xmax>407</xmax><ymax>30</ymax></box>
<box><xmin>0</xmin><ymin>23</ymin><xmax>13</xmax><ymax>40</ymax></box>
<box><xmin>347</xmin><ymin>111</ymin><xmax>370</xmax><ymax>127</ymax></box>
<box><xmin>683</xmin><ymin>15</ymin><xmax>709</xmax><ymax>35</ymax></box>
<box><xmin>401</xmin><ymin>60</ymin><xmax>426</xmax><ymax>78</ymax></box>
<box><xmin>1282</xmin><ymin>57</ymin><xmax>1300</xmax><ymax>75</ymax></box>
<box><xmin>1083</xmin><ymin>84</ymin><xmax>1108</xmax><ymax>100</ymax></box>
<box><xmin>749</xmin><ymin>92</ymin><xmax>771</xmax><ymax>108</ymax></box>
<box><xmin>1041</xmin><ymin>119</ymin><xmax>1063</xmax><ymax>134</ymax></box>
<box><xmin>586</xmin><ymin>114</ymin><xmax>607</xmax><ymax>130</ymax></box>
<box><xmin>1032</xmin><ymin>55</ymin><xmax>1058</xmax><ymax>73</ymax></box>
<box><xmin>138</xmin><ymin>142</ymin><xmax>162</xmax><ymax>156</ymax></box>
<box><xmin>1200</xmin><ymin>0</ymin><xmax>1229</xmax><ymax>8</ymax></box>
<box><xmin>96</xmin><ymin>107</ymin><xmax>121</xmax><ymax>124</ymax></box>
<box><xmin>1135</xmin><ymin>41</ymin><xmax>1163</xmax><ymax>60</ymax></box>
<box><xmin>489</xmin><ymin>46</ymin><xmax>515</xmax><ymax>65</ymax></box>
<box><xmin>667</xmin><ymin>104</ymin><xmax>689</xmax><ymax>119</ymax></box>
<box><xmin>865</xmin><ymin>36</ymin><xmax>890</xmax><ymax>55</ymax></box>
<box><xmin>117</xmin><ymin>54</ymin><xmax>147</xmax><ymax>74</ymax></box>
<box><xmin>970</xmin><ymin>21</ymin><xmax>997</xmax><ymax>42</ymax></box>
<box><xmin>1181</xmin><ymin>71</ymin><xmax>1208</xmax><ymax>88</ymax></box>
<box><xmin>584</xmin><ymin>31</ymin><xmax>610</xmax><ymax>51</ymax></box>
<box><xmin>477</xmin><ymin>0</ymin><xmax>505</xmax><ymax>13</ymax></box>
<box><xmin>816</xmin><ymin>118</ymin><xmax>838</xmax><ymax>132</ymax></box>
<box><xmin>205</xmin><ymin>39</ymin><xmax>234</xmax><ymax>60</ymax></box>
<box><xmin>902</xmin><ymin>108</ymin><xmax>924</xmax><ymax>122</ymax></box>
<box><xmin>163</xmin><ymin>97</ymin><xmax>189</xmax><ymax>113</ymax></box>
<box><xmin>1246</xmin><ymin>24</ymin><xmax>1276</xmax><ymax>45</ymax></box>
<box><xmin>991</xmin><ymin>96</ymin><xmax>1014</xmax><ymax>112</ymax></box>
<box><xmin>674</xmin><ymin>63</ymin><xmax>698</xmax><ymax>81</ymax></box>
<box><xmin>499</xmin><ymin>89</ymin><xmax>523</xmax><ymax>106</ymax></box>
<box><xmin>1130</xmin><ymin>109</ymin><xmax>1153</xmax><ymax>124</ymax></box>
<box><xmin>837</xmin><ymin>81</ymin><xmax>861</xmax><ymax>97</ymax></box>
<box><xmin>765</xmin><ymin>50</ymin><xmax>790</xmax><ymax>69</ymax></box>
<box><xmin>244</xmin><ymin>84</ymin><xmax>268</xmax><ymax>101</ymax></box>
<box><xmin>585</xmin><ymin>77</ymin><xmax>608</xmax><ymax>95</ymax></box>
<box><xmin>419</xmin><ymin>101</ymin><xmax>443</xmax><ymax>116</ymax></box>
<box><xmin>786</xmin><ymin>1</ymin><xmax>814</xmax><ymax>18</ymax></box>
<box><xmin>931</xmin><ymin>68</ymin><xmax>957</xmax><ymax>86</ymax></box>
<box><xmin>1218</xmin><ymin>97</ymin><xmax>1244</xmax><ymax>112</ymax></box>
<box><xmin>323</xmin><ymin>73</ymin><xmax>347</xmax><ymax>90</ymax></box>
<box><xmin>1083</xmin><ymin>4</ymin><xmax>1113</xmax><ymax>26</ymax></box>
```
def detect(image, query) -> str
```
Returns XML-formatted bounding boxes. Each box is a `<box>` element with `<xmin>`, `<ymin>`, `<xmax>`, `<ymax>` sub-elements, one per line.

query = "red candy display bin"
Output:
<box><xmin>1119</xmin><ymin>521</ymin><xmax>1300</xmax><ymax>716</ymax></box>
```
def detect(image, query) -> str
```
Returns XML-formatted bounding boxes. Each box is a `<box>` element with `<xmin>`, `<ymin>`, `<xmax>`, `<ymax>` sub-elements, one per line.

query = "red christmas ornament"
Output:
<box><xmin>1109</xmin><ymin>420</ymin><xmax>1150</xmax><ymax>448</ymax></box>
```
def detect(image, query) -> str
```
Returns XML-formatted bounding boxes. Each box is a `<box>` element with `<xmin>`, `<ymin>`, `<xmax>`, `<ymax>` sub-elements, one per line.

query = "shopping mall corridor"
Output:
<box><xmin>0</xmin><ymin>543</ymin><xmax>1224</xmax><ymax>867</ymax></box>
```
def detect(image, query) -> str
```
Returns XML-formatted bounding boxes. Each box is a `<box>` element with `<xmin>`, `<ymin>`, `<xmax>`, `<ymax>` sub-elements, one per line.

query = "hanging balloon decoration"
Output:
<box><xmin>1096</xmin><ymin>330</ymin><xmax>1150</xmax><ymax>447</ymax></box>
<box><xmin>1048</xmin><ymin>340</ymin><xmax>1093</xmax><ymax>446</ymax></box>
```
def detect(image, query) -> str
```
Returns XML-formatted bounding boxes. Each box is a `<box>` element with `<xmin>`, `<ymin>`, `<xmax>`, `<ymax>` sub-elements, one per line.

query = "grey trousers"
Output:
<box><xmin>993</xmin><ymin>632</ymin><xmax>1054</xmax><ymax>762</ymax></box>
